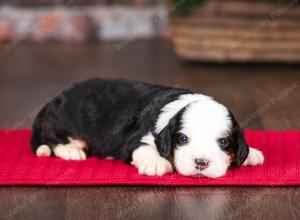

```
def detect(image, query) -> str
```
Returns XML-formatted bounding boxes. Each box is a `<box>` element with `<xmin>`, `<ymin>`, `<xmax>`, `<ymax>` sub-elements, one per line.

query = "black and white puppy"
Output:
<box><xmin>31</xmin><ymin>78</ymin><xmax>264</xmax><ymax>178</ymax></box>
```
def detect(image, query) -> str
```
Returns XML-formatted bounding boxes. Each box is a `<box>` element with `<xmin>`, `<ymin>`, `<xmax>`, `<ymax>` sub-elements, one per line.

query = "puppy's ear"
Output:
<box><xmin>229</xmin><ymin>111</ymin><xmax>249</xmax><ymax>167</ymax></box>
<box><xmin>235</xmin><ymin>128</ymin><xmax>249</xmax><ymax>166</ymax></box>
<box><xmin>155</xmin><ymin>115</ymin><xmax>178</xmax><ymax>160</ymax></box>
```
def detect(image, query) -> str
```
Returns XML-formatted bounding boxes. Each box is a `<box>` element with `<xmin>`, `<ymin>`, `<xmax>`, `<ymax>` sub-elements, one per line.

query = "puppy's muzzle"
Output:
<box><xmin>194</xmin><ymin>158</ymin><xmax>210</xmax><ymax>171</ymax></box>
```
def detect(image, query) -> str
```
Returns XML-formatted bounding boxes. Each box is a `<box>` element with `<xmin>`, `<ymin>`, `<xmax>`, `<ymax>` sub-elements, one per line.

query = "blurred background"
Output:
<box><xmin>0</xmin><ymin>0</ymin><xmax>300</xmax><ymax>130</ymax></box>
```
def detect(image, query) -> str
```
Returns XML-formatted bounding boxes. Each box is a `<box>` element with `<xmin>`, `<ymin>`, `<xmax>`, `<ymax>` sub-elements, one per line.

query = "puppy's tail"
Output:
<box><xmin>31</xmin><ymin>99</ymin><xmax>70</xmax><ymax>157</ymax></box>
<box><xmin>31</xmin><ymin>108</ymin><xmax>47</xmax><ymax>154</ymax></box>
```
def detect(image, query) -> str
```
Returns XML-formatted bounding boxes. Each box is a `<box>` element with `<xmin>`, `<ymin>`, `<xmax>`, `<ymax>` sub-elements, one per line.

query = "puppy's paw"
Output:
<box><xmin>243</xmin><ymin>147</ymin><xmax>264</xmax><ymax>166</ymax></box>
<box><xmin>53</xmin><ymin>145</ymin><xmax>87</xmax><ymax>161</ymax></box>
<box><xmin>136</xmin><ymin>157</ymin><xmax>173</xmax><ymax>176</ymax></box>
<box><xmin>36</xmin><ymin>145</ymin><xmax>51</xmax><ymax>157</ymax></box>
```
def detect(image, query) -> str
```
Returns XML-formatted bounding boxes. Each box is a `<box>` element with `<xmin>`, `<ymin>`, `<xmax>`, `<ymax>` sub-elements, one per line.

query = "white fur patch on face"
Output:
<box><xmin>132</xmin><ymin>133</ymin><xmax>173</xmax><ymax>176</ymax></box>
<box><xmin>243</xmin><ymin>147</ymin><xmax>264</xmax><ymax>166</ymax></box>
<box><xmin>155</xmin><ymin>94</ymin><xmax>212</xmax><ymax>134</ymax></box>
<box><xmin>53</xmin><ymin>137</ymin><xmax>87</xmax><ymax>160</ymax></box>
<box><xmin>173</xmin><ymin>100</ymin><xmax>232</xmax><ymax>178</ymax></box>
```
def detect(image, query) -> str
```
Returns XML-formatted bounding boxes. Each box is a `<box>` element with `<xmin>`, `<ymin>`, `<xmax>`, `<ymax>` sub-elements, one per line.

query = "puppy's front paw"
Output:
<box><xmin>53</xmin><ymin>145</ymin><xmax>87</xmax><ymax>161</ymax></box>
<box><xmin>243</xmin><ymin>147</ymin><xmax>264</xmax><ymax>166</ymax></box>
<box><xmin>136</xmin><ymin>157</ymin><xmax>173</xmax><ymax>176</ymax></box>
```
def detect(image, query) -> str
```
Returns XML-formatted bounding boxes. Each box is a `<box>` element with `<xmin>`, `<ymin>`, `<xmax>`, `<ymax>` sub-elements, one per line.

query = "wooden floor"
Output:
<box><xmin>0</xmin><ymin>40</ymin><xmax>300</xmax><ymax>220</ymax></box>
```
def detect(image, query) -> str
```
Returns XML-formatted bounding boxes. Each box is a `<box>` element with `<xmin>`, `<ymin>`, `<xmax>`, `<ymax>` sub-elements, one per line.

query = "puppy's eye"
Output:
<box><xmin>176</xmin><ymin>133</ymin><xmax>189</xmax><ymax>145</ymax></box>
<box><xmin>217</xmin><ymin>138</ymin><xmax>230</xmax><ymax>149</ymax></box>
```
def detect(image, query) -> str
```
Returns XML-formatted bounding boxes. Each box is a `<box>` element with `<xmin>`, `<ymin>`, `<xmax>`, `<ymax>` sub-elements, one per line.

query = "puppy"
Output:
<box><xmin>31</xmin><ymin>78</ymin><xmax>264</xmax><ymax>178</ymax></box>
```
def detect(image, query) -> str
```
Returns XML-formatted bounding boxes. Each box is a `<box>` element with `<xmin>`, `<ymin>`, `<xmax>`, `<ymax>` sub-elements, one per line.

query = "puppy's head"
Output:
<box><xmin>156</xmin><ymin>99</ymin><xmax>249</xmax><ymax>178</ymax></box>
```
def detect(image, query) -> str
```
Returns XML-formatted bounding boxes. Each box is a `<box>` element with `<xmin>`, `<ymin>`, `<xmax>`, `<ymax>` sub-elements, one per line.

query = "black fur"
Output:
<box><xmin>31</xmin><ymin>78</ymin><xmax>190</xmax><ymax>163</ymax></box>
<box><xmin>228</xmin><ymin>111</ymin><xmax>249</xmax><ymax>167</ymax></box>
<box><xmin>154</xmin><ymin>107</ymin><xmax>186</xmax><ymax>160</ymax></box>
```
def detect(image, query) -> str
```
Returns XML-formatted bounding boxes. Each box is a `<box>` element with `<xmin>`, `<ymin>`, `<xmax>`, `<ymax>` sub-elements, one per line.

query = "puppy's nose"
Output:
<box><xmin>194</xmin><ymin>158</ymin><xmax>210</xmax><ymax>171</ymax></box>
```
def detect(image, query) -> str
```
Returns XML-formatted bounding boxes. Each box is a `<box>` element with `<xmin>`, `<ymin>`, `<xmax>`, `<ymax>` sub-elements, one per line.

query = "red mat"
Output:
<box><xmin>0</xmin><ymin>129</ymin><xmax>299</xmax><ymax>186</ymax></box>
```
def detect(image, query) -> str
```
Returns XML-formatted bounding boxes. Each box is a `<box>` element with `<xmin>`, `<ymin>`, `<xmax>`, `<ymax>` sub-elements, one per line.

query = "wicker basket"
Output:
<box><xmin>171</xmin><ymin>0</ymin><xmax>300</xmax><ymax>62</ymax></box>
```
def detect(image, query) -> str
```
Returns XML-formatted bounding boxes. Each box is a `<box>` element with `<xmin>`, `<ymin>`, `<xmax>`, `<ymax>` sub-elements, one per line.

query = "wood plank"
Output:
<box><xmin>173</xmin><ymin>16</ymin><xmax>300</xmax><ymax>29</ymax></box>
<box><xmin>175</xmin><ymin>47</ymin><xmax>300</xmax><ymax>62</ymax></box>
<box><xmin>173</xmin><ymin>26</ymin><xmax>300</xmax><ymax>41</ymax></box>
<box><xmin>171</xmin><ymin>1</ymin><xmax>300</xmax><ymax>62</ymax></box>
<box><xmin>250</xmin><ymin>76</ymin><xmax>300</xmax><ymax>129</ymax></box>
<box><xmin>173</xmin><ymin>37</ymin><xmax>300</xmax><ymax>51</ymax></box>
<box><xmin>0</xmin><ymin>187</ymin><xmax>67</xmax><ymax>220</ymax></box>
<box><xmin>192</xmin><ymin>0</ymin><xmax>300</xmax><ymax>17</ymax></box>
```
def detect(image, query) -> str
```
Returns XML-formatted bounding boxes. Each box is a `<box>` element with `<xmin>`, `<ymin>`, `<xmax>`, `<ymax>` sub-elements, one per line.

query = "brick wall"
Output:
<box><xmin>0</xmin><ymin>4</ymin><xmax>170</xmax><ymax>43</ymax></box>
